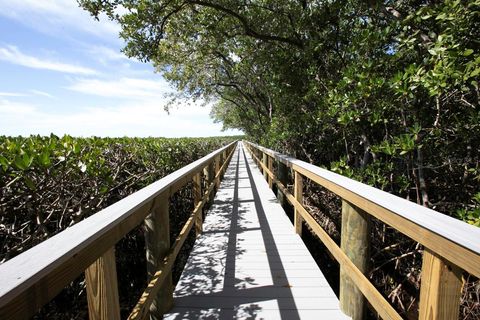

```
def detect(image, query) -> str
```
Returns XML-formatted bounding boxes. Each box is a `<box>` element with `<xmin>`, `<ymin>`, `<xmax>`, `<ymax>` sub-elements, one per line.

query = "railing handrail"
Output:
<box><xmin>0</xmin><ymin>140</ymin><xmax>237</xmax><ymax>318</ymax></box>
<box><xmin>244</xmin><ymin>140</ymin><xmax>480</xmax><ymax>276</ymax></box>
<box><xmin>244</xmin><ymin>139</ymin><xmax>479</xmax><ymax>320</ymax></box>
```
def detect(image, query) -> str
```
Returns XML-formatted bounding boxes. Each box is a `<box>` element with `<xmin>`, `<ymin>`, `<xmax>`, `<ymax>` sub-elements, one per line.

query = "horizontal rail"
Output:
<box><xmin>244</xmin><ymin>140</ymin><xmax>480</xmax><ymax>277</ymax></box>
<box><xmin>244</xmin><ymin>140</ymin><xmax>480</xmax><ymax>319</ymax></box>
<box><xmin>128</xmin><ymin>143</ymin><xmax>237</xmax><ymax>320</ymax></box>
<box><xmin>246</xmin><ymin>144</ymin><xmax>402</xmax><ymax>320</ymax></box>
<box><xmin>0</xmin><ymin>140</ymin><xmax>237</xmax><ymax>319</ymax></box>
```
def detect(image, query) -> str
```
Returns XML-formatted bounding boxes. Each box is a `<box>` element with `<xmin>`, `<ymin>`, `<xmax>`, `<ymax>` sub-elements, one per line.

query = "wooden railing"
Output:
<box><xmin>0</xmin><ymin>141</ymin><xmax>238</xmax><ymax>320</ymax></box>
<box><xmin>244</xmin><ymin>140</ymin><xmax>480</xmax><ymax>320</ymax></box>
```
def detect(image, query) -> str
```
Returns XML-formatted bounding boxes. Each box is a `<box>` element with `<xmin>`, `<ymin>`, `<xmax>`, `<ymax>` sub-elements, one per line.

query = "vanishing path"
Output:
<box><xmin>164</xmin><ymin>143</ymin><xmax>348</xmax><ymax>319</ymax></box>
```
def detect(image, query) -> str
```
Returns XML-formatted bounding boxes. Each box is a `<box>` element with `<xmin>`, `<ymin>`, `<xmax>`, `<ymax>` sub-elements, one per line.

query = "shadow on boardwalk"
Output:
<box><xmin>164</xmin><ymin>143</ymin><xmax>346</xmax><ymax>320</ymax></box>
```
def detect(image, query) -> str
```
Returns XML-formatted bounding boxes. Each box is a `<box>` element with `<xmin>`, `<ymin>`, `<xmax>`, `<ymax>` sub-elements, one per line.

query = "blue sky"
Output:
<box><xmin>0</xmin><ymin>0</ymin><xmax>242</xmax><ymax>137</ymax></box>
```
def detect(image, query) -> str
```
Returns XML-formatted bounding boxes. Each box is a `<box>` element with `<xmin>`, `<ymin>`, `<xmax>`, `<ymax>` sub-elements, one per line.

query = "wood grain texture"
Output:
<box><xmin>85</xmin><ymin>247</ymin><xmax>120</xmax><ymax>320</ymax></box>
<box><xmin>340</xmin><ymin>201</ymin><xmax>370</xmax><ymax>320</ymax></box>
<box><xmin>145</xmin><ymin>192</ymin><xmax>173</xmax><ymax>319</ymax></box>
<box><xmin>244</xmin><ymin>141</ymin><xmax>480</xmax><ymax>278</ymax></box>
<box><xmin>193</xmin><ymin>172</ymin><xmax>203</xmax><ymax>236</ymax></box>
<box><xmin>419</xmin><ymin>248</ymin><xmax>463</xmax><ymax>320</ymax></box>
<box><xmin>0</xmin><ymin>141</ymin><xmax>237</xmax><ymax>320</ymax></box>
<box><xmin>294</xmin><ymin>171</ymin><xmax>303</xmax><ymax>236</ymax></box>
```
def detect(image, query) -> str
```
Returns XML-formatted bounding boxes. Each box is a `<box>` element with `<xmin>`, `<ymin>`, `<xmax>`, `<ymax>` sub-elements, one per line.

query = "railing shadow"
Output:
<box><xmin>164</xmin><ymin>144</ymin><xmax>300</xmax><ymax>319</ymax></box>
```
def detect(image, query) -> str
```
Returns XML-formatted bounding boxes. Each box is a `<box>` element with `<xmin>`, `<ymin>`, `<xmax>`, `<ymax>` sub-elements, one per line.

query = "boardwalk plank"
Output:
<box><xmin>164</xmin><ymin>143</ymin><xmax>350</xmax><ymax>320</ymax></box>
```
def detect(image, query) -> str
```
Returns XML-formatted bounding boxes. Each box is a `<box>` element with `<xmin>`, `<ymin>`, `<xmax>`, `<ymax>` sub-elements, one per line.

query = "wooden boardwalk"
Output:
<box><xmin>164</xmin><ymin>143</ymin><xmax>349</xmax><ymax>319</ymax></box>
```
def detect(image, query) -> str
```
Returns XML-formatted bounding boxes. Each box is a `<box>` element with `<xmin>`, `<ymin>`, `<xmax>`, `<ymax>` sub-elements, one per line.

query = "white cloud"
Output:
<box><xmin>0</xmin><ymin>0</ymin><xmax>120</xmax><ymax>40</ymax></box>
<box><xmin>0</xmin><ymin>92</ymin><xmax>26</xmax><ymax>97</ymax></box>
<box><xmin>67</xmin><ymin>77</ymin><xmax>173</xmax><ymax>98</ymax></box>
<box><xmin>30</xmin><ymin>90</ymin><xmax>55</xmax><ymax>99</ymax></box>
<box><xmin>87</xmin><ymin>45</ymin><xmax>128</xmax><ymax>63</ymax></box>
<box><xmin>0</xmin><ymin>98</ymin><xmax>242</xmax><ymax>137</ymax></box>
<box><xmin>0</xmin><ymin>45</ymin><xmax>97</xmax><ymax>75</ymax></box>
<box><xmin>0</xmin><ymin>99</ymin><xmax>36</xmax><ymax>114</ymax></box>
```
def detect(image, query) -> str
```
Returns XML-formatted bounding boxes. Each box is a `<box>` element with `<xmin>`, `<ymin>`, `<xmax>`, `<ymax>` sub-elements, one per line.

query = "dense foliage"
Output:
<box><xmin>78</xmin><ymin>0</ymin><xmax>479</xmax><ymax>318</ymax></box>
<box><xmin>79</xmin><ymin>0</ymin><xmax>479</xmax><ymax>222</ymax></box>
<box><xmin>0</xmin><ymin>135</ymin><xmax>237</xmax><ymax>317</ymax></box>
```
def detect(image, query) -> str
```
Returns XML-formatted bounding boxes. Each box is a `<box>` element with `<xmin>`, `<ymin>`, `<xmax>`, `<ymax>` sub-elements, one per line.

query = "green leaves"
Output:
<box><xmin>457</xmin><ymin>193</ymin><xmax>480</xmax><ymax>227</ymax></box>
<box><xmin>14</xmin><ymin>153</ymin><xmax>34</xmax><ymax>171</ymax></box>
<box><xmin>38</xmin><ymin>151</ymin><xmax>51</xmax><ymax>167</ymax></box>
<box><xmin>0</xmin><ymin>155</ymin><xmax>9</xmax><ymax>171</ymax></box>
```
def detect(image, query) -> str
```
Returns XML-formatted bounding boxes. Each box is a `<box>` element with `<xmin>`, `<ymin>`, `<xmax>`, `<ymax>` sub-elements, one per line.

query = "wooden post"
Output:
<box><xmin>85</xmin><ymin>247</ymin><xmax>121</xmax><ymax>320</ymax></box>
<box><xmin>204</xmin><ymin>162</ymin><xmax>215</xmax><ymax>205</ymax></box>
<box><xmin>215</xmin><ymin>155</ymin><xmax>220</xmax><ymax>189</ymax></box>
<box><xmin>276</xmin><ymin>160</ymin><xmax>289</xmax><ymax>209</ymax></box>
<box><xmin>340</xmin><ymin>200</ymin><xmax>370</xmax><ymax>320</ymax></box>
<box><xmin>268</xmin><ymin>156</ymin><xmax>273</xmax><ymax>189</ymax></box>
<box><xmin>144</xmin><ymin>193</ymin><xmax>173</xmax><ymax>319</ymax></box>
<box><xmin>419</xmin><ymin>248</ymin><xmax>463</xmax><ymax>320</ymax></box>
<box><xmin>294</xmin><ymin>171</ymin><xmax>303</xmax><ymax>236</ymax></box>
<box><xmin>262</xmin><ymin>152</ymin><xmax>268</xmax><ymax>180</ymax></box>
<box><xmin>193</xmin><ymin>172</ymin><xmax>202</xmax><ymax>236</ymax></box>
<box><xmin>222</xmin><ymin>150</ymin><xmax>227</xmax><ymax>176</ymax></box>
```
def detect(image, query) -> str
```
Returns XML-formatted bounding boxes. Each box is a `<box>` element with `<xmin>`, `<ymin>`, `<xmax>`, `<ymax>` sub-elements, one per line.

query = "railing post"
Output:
<box><xmin>144</xmin><ymin>193</ymin><xmax>173</xmax><ymax>319</ymax></box>
<box><xmin>215</xmin><ymin>155</ymin><xmax>220</xmax><ymax>189</ymax></box>
<box><xmin>268</xmin><ymin>156</ymin><xmax>273</xmax><ymax>188</ymax></box>
<box><xmin>419</xmin><ymin>248</ymin><xmax>463</xmax><ymax>320</ymax></box>
<box><xmin>85</xmin><ymin>247</ymin><xmax>121</xmax><ymax>320</ymax></box>
<box><xmin>340</xmin><ymin>200</ymin><xmax>370</xmax><ymax>320</ymax></box>
<box><xmin>262</xmin><ymin>152</ymin><xmax>268</xmax><ymax>180</ymax></box>
<box><xmin>205</xmin><ymin>161</ymin><xmax>215</xmax><ymax>205</ymax></box>
<box><xmin>193</xmin><ymin>172</ymin><xmax>202</xmax><ymax>236</ymax></box>
<box><xmin>276</xmin><ymin>160</ymin><xmax>289</xmax><ymax>209</ymax></box>
<box><xmin>294</xmin><ymin>171</ymin><xmax>303</xmax><ymax>236</ymax></box>
<box><xmin>222</xmin><ymin>150</ymin><xmax>227</xmax><ymax>175</ymax></box>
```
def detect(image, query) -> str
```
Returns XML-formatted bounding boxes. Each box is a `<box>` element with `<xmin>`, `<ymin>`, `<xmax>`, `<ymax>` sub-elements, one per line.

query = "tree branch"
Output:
<box><xmin>190</xmin><ymin>0</ymin><xmax>304</xmax><ymax>48</ymax></box>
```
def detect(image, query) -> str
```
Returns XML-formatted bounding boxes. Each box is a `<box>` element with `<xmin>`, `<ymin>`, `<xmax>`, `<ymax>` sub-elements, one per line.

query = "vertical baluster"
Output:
<box><xmin>419</xmin><ymin>248</ymin><xmax>463</xmax><ymax>320</ymax></box>
<box><xmin>215</xmin><ymin>155</ymin><xmax>220</xmax><ymax>189</ymax></box>
<box><xmin>340</xmin><ymin>200</ymin><xmax>370</xmax><ymax>320</ymax></box>
<box><xmin>193</xmin><ymin>172</ymin><xmax>202</xmax><ymax>236</ymax></box>
<box><xmin>276</xmin><ymin>160</ymin><xmax>289</xmax><ymax>209</ymax></box>
<box><xmin>144</xmin><ymin>193</ymin><xmax>173</xmax><ymax>319</ymax></box>
<box><xmin>204</xmin><ymin>161</ymin><xmax>215</xmax><ymax>206</ymax></box>
<box><xmin>85</xmin><ymin>247</ymin><xmax>121</xmax><ymax>320</ymax></box>
<box><xmin>262</xmin><ymin>152</ymin><xmax>268</xmax><ymax>180</ymax></box>
<box><xmin>294</xmin><ymin>171</ymin><xmax>303</xmax><ymax>236</ymax></box>
<box><xmin>267</xmin><ymin>156</ymin><xmax>273</xmax><ymax>189</ymax></box>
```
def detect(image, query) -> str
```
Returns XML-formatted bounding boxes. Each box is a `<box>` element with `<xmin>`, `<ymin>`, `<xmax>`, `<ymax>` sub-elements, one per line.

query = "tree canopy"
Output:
<box><xmin>77</xmin><ymin>1</ymin><xmax>480</xmax><ymax>316</ymax></box>
<box><xmin>79</xmin><ymin>0</ymin><xmax>479</xmax><ymax>217</ymax></box>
